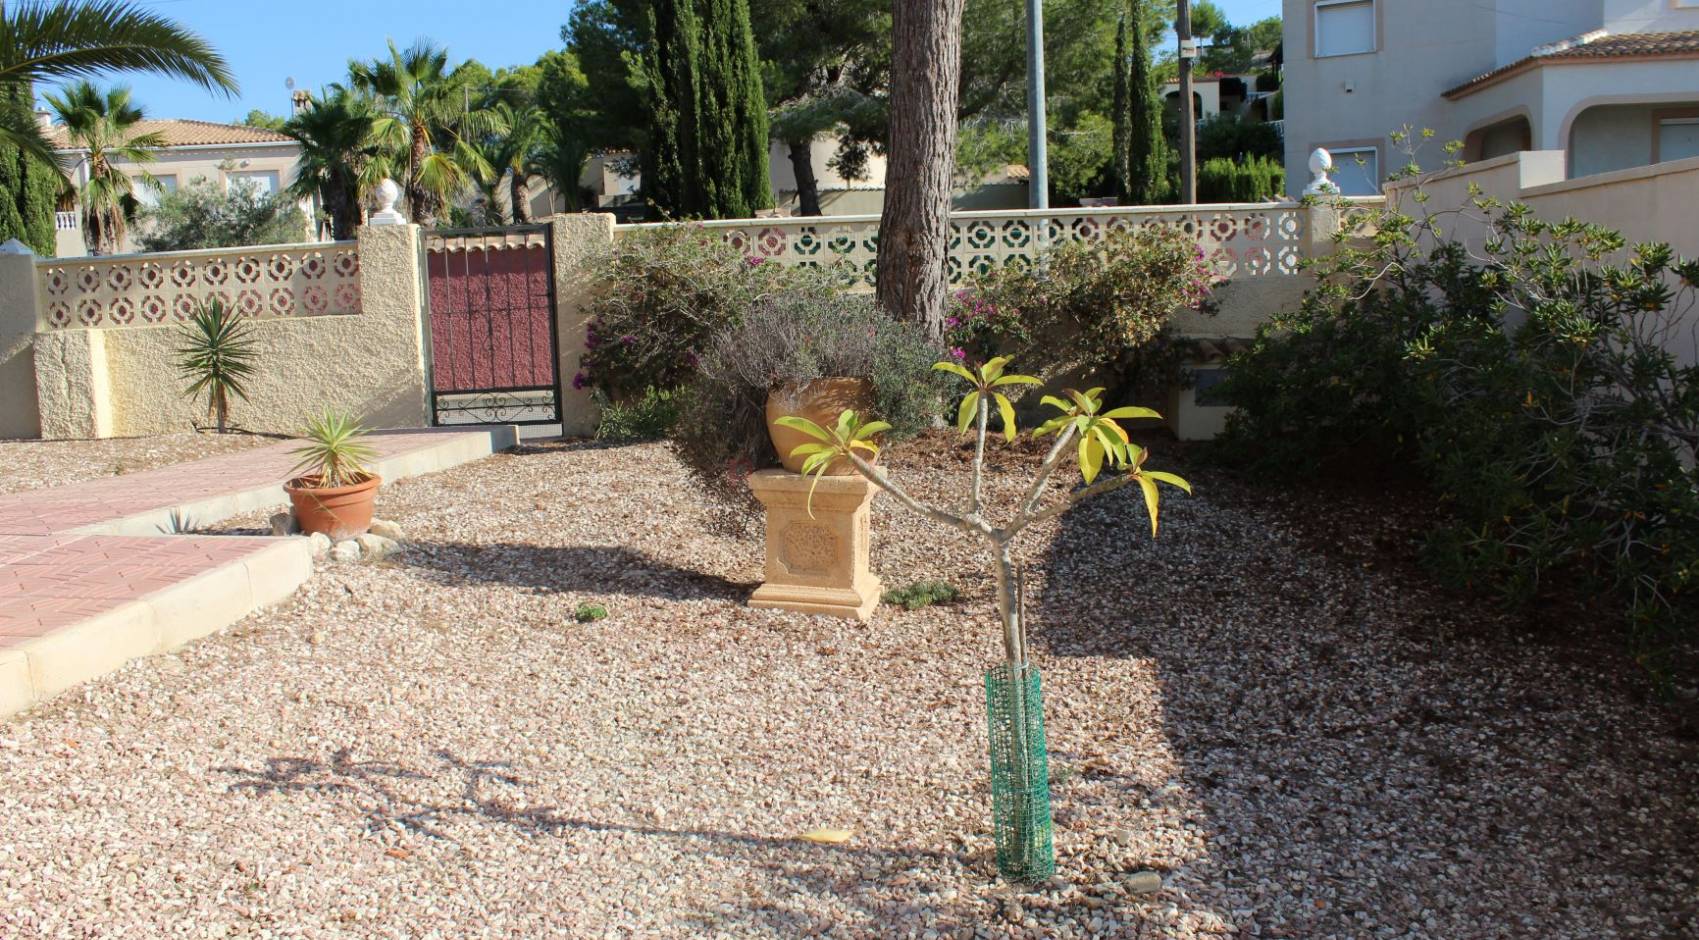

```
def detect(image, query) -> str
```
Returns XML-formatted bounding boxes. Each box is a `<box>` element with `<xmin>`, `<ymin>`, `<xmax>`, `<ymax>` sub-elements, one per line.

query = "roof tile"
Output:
<box><xmin>49</xmin><ymin>119</ymin><xmax>294</xmax><ymax>151</ymax></box>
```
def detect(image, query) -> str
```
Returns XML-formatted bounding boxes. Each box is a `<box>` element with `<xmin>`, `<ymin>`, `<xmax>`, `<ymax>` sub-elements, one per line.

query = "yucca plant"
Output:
<box><xmin>777</xmin><ymin>356</ymin><xmax>1191</xmax><ymax>883</ymax></box>
<box><xmin>289</xmin><ymin>410</ymin><xmax>376</xmax><ymax>488</ymax></box>
<box><xmin>174</xmin><ymin>298</ymin><xmax>257</xmax><ymax>433</ymax></box>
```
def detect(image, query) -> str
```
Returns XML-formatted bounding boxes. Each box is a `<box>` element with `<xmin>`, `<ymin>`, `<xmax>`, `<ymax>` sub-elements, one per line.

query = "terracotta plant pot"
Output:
<box><xmin>284</xmin><ymin>474</ymin><xmax>382</xmax><ymax>541</ymax></box>
<box><xmin>766</xmin><ymin>377</ymin><xmax>877</xmax><ymax>474</ymax></box>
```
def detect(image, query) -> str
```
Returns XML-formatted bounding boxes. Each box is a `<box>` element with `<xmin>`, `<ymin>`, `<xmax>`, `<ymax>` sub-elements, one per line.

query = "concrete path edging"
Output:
<box><xmin>0</xmin><ymin>425</ymin><xmax>518</xmax><ymax>720</ymax></box>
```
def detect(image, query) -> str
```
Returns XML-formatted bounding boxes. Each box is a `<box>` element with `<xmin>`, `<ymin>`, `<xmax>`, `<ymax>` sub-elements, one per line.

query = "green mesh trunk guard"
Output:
<box><xmin>984</xmin><ymin>662</ymin><xmax>1055</xmax><ymax>883</ymax></box>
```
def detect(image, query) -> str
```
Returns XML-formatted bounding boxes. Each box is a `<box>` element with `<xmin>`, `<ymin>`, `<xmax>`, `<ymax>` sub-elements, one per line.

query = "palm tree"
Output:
<box><xmin>471</xmin><ymin>102</ymin><xmax>550</xmax><ymax>224</ymax></box>
<box><xmin>529</xmin><ymin>124</ymin><xmax>588</xmax><ymax>214</ymax></box>
<box><xmin>46</xmin><ymin>80</ymin><xmax>160</xmax><ymax>253</ymax></box>
<box><xmin>348</xmin><ymin>40</ymin><xmax>503</xmax><ymax>226</ymax></box>
<box><xmin>283</xmin><ymin>88</ymin><xmax>383</xmax><ymax>240</ymax></box>
<box><xmin>0</xmin><ymin>0</ymin><xmax>235</xmax><ymax>165</ymax></box>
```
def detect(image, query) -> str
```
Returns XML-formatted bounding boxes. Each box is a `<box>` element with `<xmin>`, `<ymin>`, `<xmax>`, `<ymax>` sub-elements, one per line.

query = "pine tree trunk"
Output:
<box><xmin>787</xmin><ymin>138</ymin><xmax>822</xmax><ymax>216</ymax></box>
<box><xmin>876</xmin><ymin>0</ymin><xmax>966</xmax><ymax>342</ymax></box>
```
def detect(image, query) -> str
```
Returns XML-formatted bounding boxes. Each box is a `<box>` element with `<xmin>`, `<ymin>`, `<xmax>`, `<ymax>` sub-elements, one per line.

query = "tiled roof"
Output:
<box><xmin>48</xmin><ymin>119</ymin><xmax>294</xmax><ymax>151</ymax></box>
<box><xmin>1445</xmin><ymin>30</ymin><xmax>1699</xmax><ymax>99</ymax></box>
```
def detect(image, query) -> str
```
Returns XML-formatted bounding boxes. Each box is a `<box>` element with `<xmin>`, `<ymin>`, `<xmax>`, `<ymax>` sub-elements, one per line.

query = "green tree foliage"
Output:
<box><xmin>48</xmin><ymin>81</ymin><xmax>162</xmax><ymax>254</ymax></box>
<box><xmin>640</xmin><ymin>0</ymin><xmax>772</xmax><ymax>218</ymax></box>
<box><xmin>237</xmin><ymin>108</ymin><xmax>285</xmax><ymax>131</ymax></box>
<box><xmin>1196</xmin><ymin>111</ymin><xmax>1281</xmax><ymax>161</ymax></box>
<box><xmin>1196</xmin><ymin>155</ymin><xmax>1283</xmax><ymax>202</ymax></box>
<box><xmin>1200</xmin><ymin>15</ymin><xmax>1282</xmax><ymax>74</ymax></box>
<box><xmin>137</xmin><ymin>176</ymin><xmax>308</xmax><ymax>252</ymax></box>
<box><xmin>0</xmin><ymin>83</ymin><xmax>58</xmax><ymax>254</ymax></box>
<box><xmin>1120</xmin><ymin>0</ymin><xmax>1167</xmax><ymax>204</ymax></box>
<box><xmin>283</xmin><ymin>88</ymin><xmax>382</xmax><ymax>240</ymax></box>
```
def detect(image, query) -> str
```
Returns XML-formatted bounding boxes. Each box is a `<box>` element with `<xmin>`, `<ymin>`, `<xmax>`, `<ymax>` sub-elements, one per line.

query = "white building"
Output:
<box><xmin>1280</xmin><ymin>0</ymin><xmax>1699</xmax><ymax>196</ymax></box>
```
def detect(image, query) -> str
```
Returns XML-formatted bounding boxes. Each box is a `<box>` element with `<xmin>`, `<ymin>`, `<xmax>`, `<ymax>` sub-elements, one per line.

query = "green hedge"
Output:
<box><xmin>1198</xmin><ymin>156</ymin><xmax>1284</xmax><ymax>203</ymax></box>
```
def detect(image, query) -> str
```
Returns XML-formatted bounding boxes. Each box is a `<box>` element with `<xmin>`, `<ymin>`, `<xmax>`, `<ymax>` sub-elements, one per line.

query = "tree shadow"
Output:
<box><xmin>1029</xmin><ymin>476</ymin><xmax>1699</xmax><ymax>937</ymax></box>
<box><xmin>216</xmin><ymin>747</ymin><xmax>993</xmax><ymax>936</ymax></box>
<box><xmin>399</xmin><ymin>541</ymin><xmax>755</xmax><ymax>603</ymax></box>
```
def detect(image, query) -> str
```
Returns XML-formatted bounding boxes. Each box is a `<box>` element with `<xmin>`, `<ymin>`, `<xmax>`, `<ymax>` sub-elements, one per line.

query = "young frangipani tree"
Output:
<box><xmin>777</xmin><ymin>355</ymin><xmax>1190</xmax><ymax>881</ymax></box>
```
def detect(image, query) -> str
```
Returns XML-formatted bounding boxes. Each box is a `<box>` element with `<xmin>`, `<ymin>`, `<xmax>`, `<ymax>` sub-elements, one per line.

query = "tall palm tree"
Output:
<box><xmin>474</xmin><ymin>101</ymin><xmax>549</xmax><ymax>223</ymax></box>
<box><xmin>348</xmin><ymin>40</ymin><xmax>503</xmax><ymax>226</ymax></box>
<box><xmin>46</xmin><ymin>80</ymin><xmax>159</xmax><ymax>253</ymax></box>
<box><xmin>283</xmin><ymin>88</ymin><xmax>383</xmax><ymax>240</ymax></box>
<box><xmin>529</xmin><ymin>123</ymin><xmax>589</xmax><ymax>214</ymax></box>
<box><xmin>0</xmin><ymin>0</ymin><xmax>235</xmax><ymax>165</ymax></box>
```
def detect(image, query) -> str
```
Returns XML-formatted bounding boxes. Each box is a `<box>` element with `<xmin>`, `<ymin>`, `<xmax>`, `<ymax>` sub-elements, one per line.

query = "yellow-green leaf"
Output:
<box><xmin>991</xmin><ymin>374</ymin><xmax>1042</xmax><ymax>388</ymax></box>
<box><xmin>797</xmin><ymin>827</ymin><xmax>853</xmax><ymax>845</ymax></box>
<box><xmin>1137</xmin><ymin>475</ymin><xmax>1161</xmax><ymax>537</ymax></box>
<box><xmin>774</xmin><ymin>415</ymin><xmax>832</xmax><ymax>441</ymax></box>
<box><xmin>980</xmin><ymin>356</ymin><xmax>1011</xmax><ymax>383</ymax></box>
<box><xmin>1144</xmin><ymin>470</ymin><xmax>1192</xmax><ymax>495</ymax></box>
<box><xmin>854</xmin><ymin>420</ymin><xmax>892</xmax><ymax>441</ymax></box>
<box><xmin>995</xmin><ymin>393</ymin><xmax>1017</xmax><ymax>442</ymax></box>
<box><xmin>789</xmin><ymin>442</ymin><xmax>831</xmax><ymax>458</ymax></box>
<box><xmin>1040</xmin><ymin>394</ymin><xmax>1073</xmax><ymax>413</ymax></box>
<box><xmin>1079</xmin><ymin>435</ymin><xmax>1103</xmax><ymax>484</ymax></box>
<box><xmin>1101</xmin><ymin>406</ymin><xmax>1162</xmax><ymax>422</ymax></box>
<box><xmin>956</xmin><ymin>391</ymin><xmax>980</xmax><ymax>434</ymax></box>
<box><xmin>933</xmin><ymin>361</ymin><xmax>976</xmax><ymax>383</ymax></box>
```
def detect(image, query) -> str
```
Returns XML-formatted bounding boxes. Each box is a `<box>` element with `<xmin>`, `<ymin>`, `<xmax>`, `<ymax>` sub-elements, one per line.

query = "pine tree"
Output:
<box><xmin>1111</xmin><ymin>15</ymin><xmax>1131</xmax><ymax>203</ymax></box>
<box><xmin>1125</xmin><ymin>0</ymin><xmax>1167</xmax><ymax>205</ymax></box>
<box><xmin>641</xmin><ymin>0</ymin><xmax>772</xmax><ymax>219</ymax></box>
<box><xmin>0</xmin><ymin>84</ymin><xmax>59</xmax><ymax>255</ymax></box>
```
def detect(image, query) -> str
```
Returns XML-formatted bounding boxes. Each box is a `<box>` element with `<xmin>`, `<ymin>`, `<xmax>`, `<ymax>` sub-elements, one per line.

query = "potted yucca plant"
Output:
<box><xmin>174</xmin><ymin>298</ymin><xmax>258</xmax><ymax>433</ymax></box>
<box><xmin>778</xmin><ymin>356</ymin><xmax>1191</xmax><ymax>883</ymax></box>
<box><xmin>284</xmin><ymin>410</ymin><xmax>380</xmax><ymax>540</ymax></box>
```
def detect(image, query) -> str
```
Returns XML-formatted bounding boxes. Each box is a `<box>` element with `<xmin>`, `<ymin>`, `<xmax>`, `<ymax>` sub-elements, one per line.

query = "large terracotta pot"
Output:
<box><xmin>284</xmin><ymin>474</ymin><xmax>382</xmax><ymax>541</ymax></box>
<box><xmin>766</xmin><ymin>377</ymin><xmax>876</xmax><ymax>474</ymax></box>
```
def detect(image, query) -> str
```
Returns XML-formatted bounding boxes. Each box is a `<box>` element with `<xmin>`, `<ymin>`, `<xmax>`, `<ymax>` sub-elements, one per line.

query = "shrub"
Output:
<box><xmin>672</xmin><ymin>290</ymin><xmax>946</xmax><ymax>505</ymax></box>
<box><xmin>575</xmin><ymin>224</ymin><xmax>833</xmax><ymax>403</ymax></box>
<box><xmin>883</xmin><ymin>580</ymin><xmax>962</xmax><ymax>610</ymax></box>
<box><xmin>1215</xmin><ymin>194</ymin><xmax>1699</xmax><ymax>677</ymax></box>
<box><xmin>1196</xmin><ymin>113</ymin><xmax>1282</xmax><ymax>162</ymax></box>
<box><xmin>574</xmin><ymin>602</ymin><xmax>608</xmax><ymax>623</ymax></box>
<box><xmin>593</xmin><ymin>386</ymin><xmax>680</xmax><ymax>442</ymax></box>
<box><xmin>946</xmin><ymin>224</ymin><xmax>1217</xmax><ymax>393</ymax></box>
<box><xmin>1198</xmin><ymin>155</ymin><xmax>1285</xmax><ymax>203</ymax></box>
<box><xmin>139</xmin><ymin>178</ymin><xmax>308</xmax><ymax>252</ymax></box>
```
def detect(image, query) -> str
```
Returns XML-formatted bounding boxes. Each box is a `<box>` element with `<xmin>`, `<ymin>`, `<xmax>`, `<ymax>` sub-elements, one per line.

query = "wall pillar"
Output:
<box><xmin>34</xmin><ymin>328</ymin><xmax>113</xmax><ymax>440</ymax></box>
<box><xmin>353</xmin><ymin>223</ymin><xmax>432</xmax><ymax>429</ymax></box>
<box><xmin>549</xmin><ymin>213</ymin><xmax>616</xmax><ymax>437</ymax></box>
<box><xmin>0</xmin><ymin>249</ymin><xmax>41</xmax><ymax>439</ymax></box>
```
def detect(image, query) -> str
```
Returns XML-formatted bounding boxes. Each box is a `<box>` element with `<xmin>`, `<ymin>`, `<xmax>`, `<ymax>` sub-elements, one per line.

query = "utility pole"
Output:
<box><xmin>1025</xmin><ymin>0</ymin><xmax>1048</xmax><ymax>209</ymax></box>
<box><xmin>1176</xmin><ymin>0</ymin><xmax>1197</xmax><ymax>204</ymax></box>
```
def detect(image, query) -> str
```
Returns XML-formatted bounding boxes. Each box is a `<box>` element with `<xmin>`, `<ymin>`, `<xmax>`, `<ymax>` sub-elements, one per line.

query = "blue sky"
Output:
<box><xmin>70</xmin><ymin>0</ymin><xmax>1285</xmax><ymax>123</ymax></box>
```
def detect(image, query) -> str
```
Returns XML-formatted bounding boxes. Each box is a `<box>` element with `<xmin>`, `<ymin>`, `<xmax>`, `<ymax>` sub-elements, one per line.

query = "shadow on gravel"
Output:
<box><xmin>218</xmin><ymin>747</ymin><xmax>988</xmax><ymax>936</ymax></box>
<box><xmin>399</xmin><ymin>541</ymin><xmax>754</xmax><ymax>602</ymax></box>
<box><xmin>1030</xmin><ymin>475</ymin><xmax>1699</xmax><ymax>938</ymax></box>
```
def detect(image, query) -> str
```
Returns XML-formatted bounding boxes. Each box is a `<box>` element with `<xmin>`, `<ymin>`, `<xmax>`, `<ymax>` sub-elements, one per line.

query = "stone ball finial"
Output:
<box><xmin>1303</xmin><ymin>147</ymin><xmax>1341</xmax><ymax>197</ymax></box>
<box><xmin>370</xmin><ymin>178</ymin><xmax>407</xmax><ymax>225</ymax></box>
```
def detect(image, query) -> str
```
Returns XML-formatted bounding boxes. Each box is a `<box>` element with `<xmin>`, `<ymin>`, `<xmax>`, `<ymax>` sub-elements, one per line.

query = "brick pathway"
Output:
<box><xmin>0</xmin><ymin>427</ymin><xmax>516</xmax><ymax>717</ymax></box>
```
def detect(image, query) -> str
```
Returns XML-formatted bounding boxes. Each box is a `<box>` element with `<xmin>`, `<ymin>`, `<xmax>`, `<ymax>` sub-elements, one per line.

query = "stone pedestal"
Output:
<box><xmin>746</xmin><ymin>469</ymin><xmax>881</xmax><ymax>622</ymax></box>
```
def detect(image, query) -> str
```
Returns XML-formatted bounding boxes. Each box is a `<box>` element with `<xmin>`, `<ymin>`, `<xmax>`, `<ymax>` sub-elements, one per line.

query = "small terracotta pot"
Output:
<box><xmin>766</xmin><ymin>377</ymin><xmax>877</xmax><ymax>474</ymax></box>
<box><xmin>284</xmin><ymin>474</ymin><xmax>382</xmax><ymax>541</ymax></box>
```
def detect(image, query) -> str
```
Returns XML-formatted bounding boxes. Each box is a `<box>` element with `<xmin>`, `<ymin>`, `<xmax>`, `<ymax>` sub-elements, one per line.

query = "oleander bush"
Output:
<box><xmin>574</xmin><ymin>224</ymin><xmax>835</xmax><ymax>404</ymax></box>
<box><xmin>1214</xmin><ymin>194</ymin><xmax>1699</xmax><ymax>679</ymax></box>
<box><xmin>672</xmin><ymin>289</ymin><xmax>946</xmax><ymax>506</ymax></box>
<box><xmin>946</xmin><ymin>224</ymin><xmax>1217</xmax><ymax>397</ymax></box>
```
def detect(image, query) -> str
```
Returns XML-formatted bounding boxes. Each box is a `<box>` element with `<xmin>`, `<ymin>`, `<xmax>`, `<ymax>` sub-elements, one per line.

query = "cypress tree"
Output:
<box><xmin>1125</xmin><ymin>0</ymin><xmax>1167</xmax><ymax>205</ymax></box>
<box><xmin>1111</xmin><ymin>16</ymin><xmax>1131</xmax><ymax>202</ymax></box>
<box><xmin>0</xmin><ymin>83</ymin><xmax>59</xmax><ymax>255</ymax></box>
<box><xmin>641</xmin><ymin>0</ymin><xmax>772</xmax><ymax>219</ymax></box>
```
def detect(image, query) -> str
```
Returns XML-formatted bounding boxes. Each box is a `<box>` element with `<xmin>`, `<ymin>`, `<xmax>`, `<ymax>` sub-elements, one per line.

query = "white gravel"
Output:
<box><xmin>0</xmin><ymin>431</ymin><xmax>280</xmax><ymax>496</ymax></box>
<box><xmin>0</xmin><ymin>436</ymin><xmax>1693</xmax><ymax>939</ymax></box>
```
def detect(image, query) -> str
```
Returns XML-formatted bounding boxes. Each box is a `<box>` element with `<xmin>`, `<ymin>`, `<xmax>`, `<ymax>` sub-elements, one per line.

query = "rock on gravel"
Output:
<box><xmin>0</xmin><ymin>435</ymin><xmax>1694</xmax><ymax>939</ymax></box>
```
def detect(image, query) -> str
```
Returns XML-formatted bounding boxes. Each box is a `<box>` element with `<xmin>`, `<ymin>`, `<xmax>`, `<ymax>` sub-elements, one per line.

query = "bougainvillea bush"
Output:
<box><xmin>1216</xmin><ymin>195</ymin><xmax>1699</xmax><ymax>680</ymax></box>
<box><xmin>945</xmin><ymin>224</ymin><xmax>1218</xmax><ymax>395</ymax></box>
<box><xmin>574</xmin><ymin>224</ymin><xmax>835</xmax><ymax>404</ymax></box>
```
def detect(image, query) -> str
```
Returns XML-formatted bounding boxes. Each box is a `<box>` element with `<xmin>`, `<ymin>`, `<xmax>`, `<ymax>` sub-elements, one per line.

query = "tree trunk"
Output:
<box><xmin>787</xmin><ymin>138</ymin><xmax>822</xmax><ymax>216</ymax></box>
<box><xmin>408</xmin><ymin>122</ymin><xmax>435</xmax><ymax>225</ymax></box>
<box><xmin>510</xmin><ymin>171</ymin><xmax>532</xmax><ymax>224</ymax></box>
<box><xmin>875</xmin><ymin>0</ymin><xmax>966</xmax><ymax>342</ymax></box>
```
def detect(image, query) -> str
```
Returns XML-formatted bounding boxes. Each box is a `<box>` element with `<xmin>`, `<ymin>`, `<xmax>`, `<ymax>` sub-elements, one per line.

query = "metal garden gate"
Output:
<box><xmin>423</xmin><ymin>224</ymin><xmax>561</xmax><ymax>426</ymax></box>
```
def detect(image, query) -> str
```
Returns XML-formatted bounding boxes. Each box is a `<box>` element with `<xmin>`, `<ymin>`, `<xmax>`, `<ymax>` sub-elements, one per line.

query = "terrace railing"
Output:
<box><xmin>36</xmin><ymin>240</ymin><xmax>361</xmax><ymax>330</ymax></box>
<box><xmin>614</xmin><ymin>203</ymin><xmax>1310</xmax><ymax>289</ymax></box>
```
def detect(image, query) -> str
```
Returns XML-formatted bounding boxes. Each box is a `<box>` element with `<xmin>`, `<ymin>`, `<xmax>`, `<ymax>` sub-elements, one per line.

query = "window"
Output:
<box><xmin>229</xmin><ymin>170</ymin><xmax>280</xmax><ymax>197</ymax></box>
<box><xmin>1329</xmin><ymin>146</ymin><xmax>1380</xmax><ymax>196</ymax></box>
<box><xmin>1656</xmin><ymin>117</ymin><xmax>1699</xmax><ymax>164</ymax></box>
<box><xmin>1192</xmin><ymin>368</ymin><xmax>1231</xmax><ymax>407</ymax></box>
<box><xmin>131</xmin><ymin>173</ymin><xmax>176</xmax><ymax>207</ymax></box>
<box><xmin>1315</xmin><ymin>0</ymin><xmax>1375</xmax><ymax>58</ymax></box>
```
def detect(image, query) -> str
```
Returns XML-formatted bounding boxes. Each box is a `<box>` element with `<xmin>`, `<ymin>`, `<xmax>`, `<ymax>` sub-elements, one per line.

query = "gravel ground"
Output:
<box><xmin>1</xmin><ymin>434</ymin><xmax>1695</xmax><ymax>939</ymax></box>
<box><xmin>0</xmin><ymin>432</ymin><xmax>281</xmax><ymax>496</ymax></box>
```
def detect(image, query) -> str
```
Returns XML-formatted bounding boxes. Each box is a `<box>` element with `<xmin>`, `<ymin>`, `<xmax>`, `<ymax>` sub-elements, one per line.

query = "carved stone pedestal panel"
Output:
<box><xmin>746</xmin><ymin>469</ymin><xmax>880</xmax><ymax>622</ymax></box>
